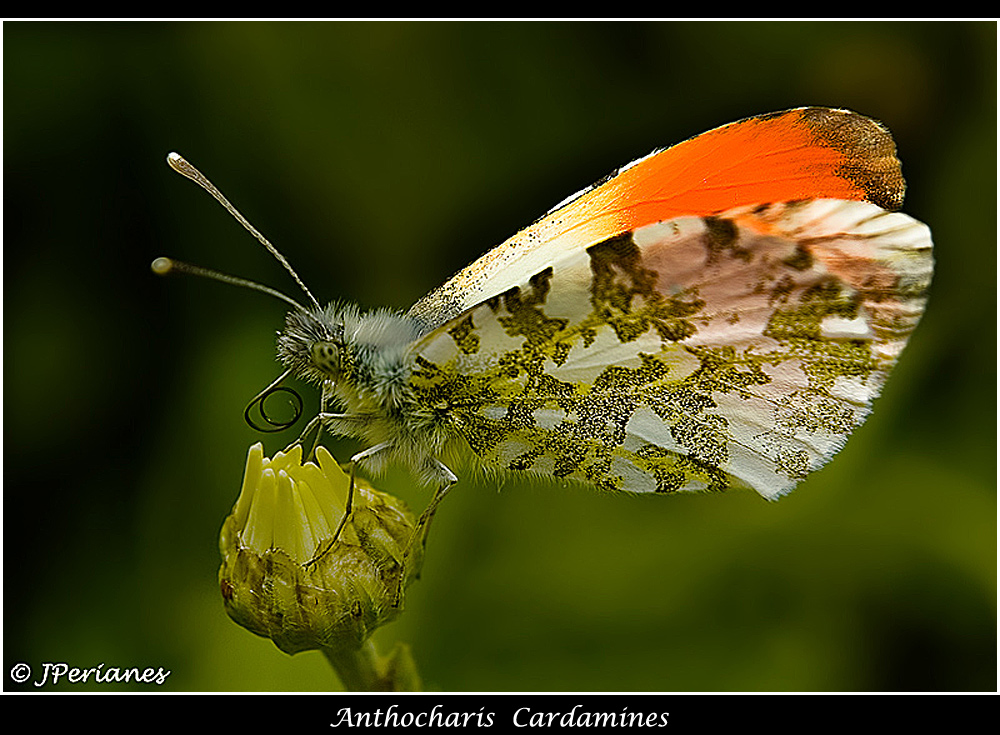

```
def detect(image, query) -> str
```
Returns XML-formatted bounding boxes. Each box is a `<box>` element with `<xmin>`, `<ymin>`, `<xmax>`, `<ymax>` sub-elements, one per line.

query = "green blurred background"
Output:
<box><xmin>3</xmin><ymin>21</ymin><xmax>995</xmax><ymax>692</ymax></box>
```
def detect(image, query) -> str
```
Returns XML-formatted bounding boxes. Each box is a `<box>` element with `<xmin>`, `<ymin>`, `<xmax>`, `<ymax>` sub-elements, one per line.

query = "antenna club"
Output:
<box><xmin>151</xmin><ymin>257</ymin><xmax>175</xmax><ymax>275</ymax></box>
<box><xmin>166</xmin><ymin>152</ymin><xmax>199</xmax><ymax>181</ymax></box>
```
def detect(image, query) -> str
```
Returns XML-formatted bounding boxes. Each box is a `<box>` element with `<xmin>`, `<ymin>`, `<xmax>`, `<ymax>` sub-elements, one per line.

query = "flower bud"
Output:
<box><xmin>218</xmin><ymin>442</ymin><xmax>424</xmax><ymax>656</ymax></box>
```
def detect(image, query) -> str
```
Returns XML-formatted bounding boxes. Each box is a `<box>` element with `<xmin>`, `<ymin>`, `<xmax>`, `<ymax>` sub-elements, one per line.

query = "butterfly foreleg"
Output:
<box><xmin>283</xmin><ymin>380</ymin><xmax>336</xmax><ymax>459</ymax></box>
<box><xmin>306</xmin><ymin>380</ymin><xmax>336</xmax><ymax>459</ymax></box>
<box><xmin>286</xmin><ymin>413</ymin><xmax>321</xmax><ymax>456</ymax></box>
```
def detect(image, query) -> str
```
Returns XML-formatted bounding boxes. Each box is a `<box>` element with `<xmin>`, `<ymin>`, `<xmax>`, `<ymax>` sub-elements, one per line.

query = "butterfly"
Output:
<box><xmin>156</xmin><ymin>107</ymin><xmax>933</xmax><ymax>517</ymax></box>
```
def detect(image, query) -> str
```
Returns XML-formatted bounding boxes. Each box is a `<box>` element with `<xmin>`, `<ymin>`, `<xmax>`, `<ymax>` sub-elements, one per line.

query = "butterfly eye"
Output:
<box><xmin>311</xmin><ymin>341</ymin><xmax>341</xmax><ymax>377</ymax></box>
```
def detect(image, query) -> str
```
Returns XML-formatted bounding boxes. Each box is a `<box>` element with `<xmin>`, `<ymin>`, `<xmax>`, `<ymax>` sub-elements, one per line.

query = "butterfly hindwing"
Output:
<box><xmin>408</xmin><ymin>199</ymin><xmax>932</xmax><ymax>499</ymax></box>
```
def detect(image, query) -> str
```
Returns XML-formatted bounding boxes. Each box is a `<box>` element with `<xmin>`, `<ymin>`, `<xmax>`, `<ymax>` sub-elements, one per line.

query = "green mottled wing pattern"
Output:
<box><xmin>408</xmin><ymin>200</ymin><xmax>932</xmax><ymax>499</ymax></box>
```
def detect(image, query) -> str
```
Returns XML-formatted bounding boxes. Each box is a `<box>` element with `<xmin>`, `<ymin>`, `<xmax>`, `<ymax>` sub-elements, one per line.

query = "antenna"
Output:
<box><xmin>151</xmin><ymin>256</ymin><xmax>308</xmax><ymax>312</ymax></box>
<box><xmin>163</xmin><ymin>152</ymin><xmax>321</xmax><ymax>311</ymax></box>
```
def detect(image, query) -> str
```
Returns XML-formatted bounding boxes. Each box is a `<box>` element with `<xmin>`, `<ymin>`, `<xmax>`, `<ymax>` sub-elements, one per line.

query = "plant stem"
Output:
<box><xmin>322</xmin><ymin>639</ymin><xmax>422</xmax><ymax>691</ymax></box>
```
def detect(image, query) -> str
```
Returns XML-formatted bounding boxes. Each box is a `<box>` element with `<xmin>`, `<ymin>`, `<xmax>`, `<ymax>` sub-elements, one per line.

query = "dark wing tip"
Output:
<box><xmin>798</xmin><ymin>107</ymin><xmax>906</xmax><ymax>211</ymax></box>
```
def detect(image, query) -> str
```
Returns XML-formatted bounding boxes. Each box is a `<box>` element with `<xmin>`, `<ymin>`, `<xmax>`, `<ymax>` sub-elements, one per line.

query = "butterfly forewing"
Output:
<box><xmin>407</xmin><ymin>107</ymin><xmax>907</xmax><ymax>330</ymax></box>
<box><xmin>408</xmin><ymin>199</ymin><xmax>931</xmax><ymax>499</ymax></box>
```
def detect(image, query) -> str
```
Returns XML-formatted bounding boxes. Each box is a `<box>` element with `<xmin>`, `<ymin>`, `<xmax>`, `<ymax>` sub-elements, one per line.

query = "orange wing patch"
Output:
<box><xmin>409</xmin><ymin>107</ymin><xmax>906</xmax><ymax>329</ymax></box>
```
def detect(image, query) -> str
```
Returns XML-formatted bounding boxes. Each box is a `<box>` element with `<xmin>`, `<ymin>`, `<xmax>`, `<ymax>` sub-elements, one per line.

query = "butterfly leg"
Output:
<box><xmin>304</xmin><ymin>440</ymin><xmax>392</xmax><ymax>569</ymax></box>
<box><xmin>394</xmin><ymin>459</ymin><xmax>457</xmax><ymax>608</ymax></box>
<box><xmin>284</xmin><ymin>380</ymin><xmax>338</xmax><ymax>459</ymax></box>
<box><xmin>285</xmin><ymin>413</ymin><xmax>320</xmax><ymax>455</ymax></box>
<box><xmin>306</xmin><ymin>380</ymin><xmax>335</xmax><ymax>460</ymax></box>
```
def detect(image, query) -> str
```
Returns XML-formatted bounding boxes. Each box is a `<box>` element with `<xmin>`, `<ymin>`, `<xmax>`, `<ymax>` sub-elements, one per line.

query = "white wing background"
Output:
<box><xmin>407</xmin><ymin>199</ymin><xmax>932</xmax><ymax>499</ymax></box>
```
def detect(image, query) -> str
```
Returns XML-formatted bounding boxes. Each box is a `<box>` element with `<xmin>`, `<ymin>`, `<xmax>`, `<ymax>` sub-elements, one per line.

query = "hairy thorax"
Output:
<box><xmin>277</xmin><ymin>303</ymin><xmax>456</xmax><ymax>484</ymax></box>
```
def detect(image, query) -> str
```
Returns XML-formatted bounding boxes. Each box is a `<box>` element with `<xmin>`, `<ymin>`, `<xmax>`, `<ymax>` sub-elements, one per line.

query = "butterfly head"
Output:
<box><xmin>276</xmin><ymin>303</ymin><xmax>348</xmax><ymax>387</ymax></box>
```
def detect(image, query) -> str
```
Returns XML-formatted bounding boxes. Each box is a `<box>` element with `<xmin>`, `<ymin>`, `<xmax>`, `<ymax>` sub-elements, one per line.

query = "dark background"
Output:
<box><xmin>4</xmin><ymin>21</ymin><xmax>995</xmax><ymax>692</ymax></box>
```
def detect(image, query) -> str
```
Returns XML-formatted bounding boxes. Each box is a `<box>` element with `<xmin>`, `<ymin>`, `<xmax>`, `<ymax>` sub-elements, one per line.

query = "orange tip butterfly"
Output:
<box><xmin>155</xmin><ymin>107</ymin><xmax>933</xmax><ymax>506</ymax></box>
